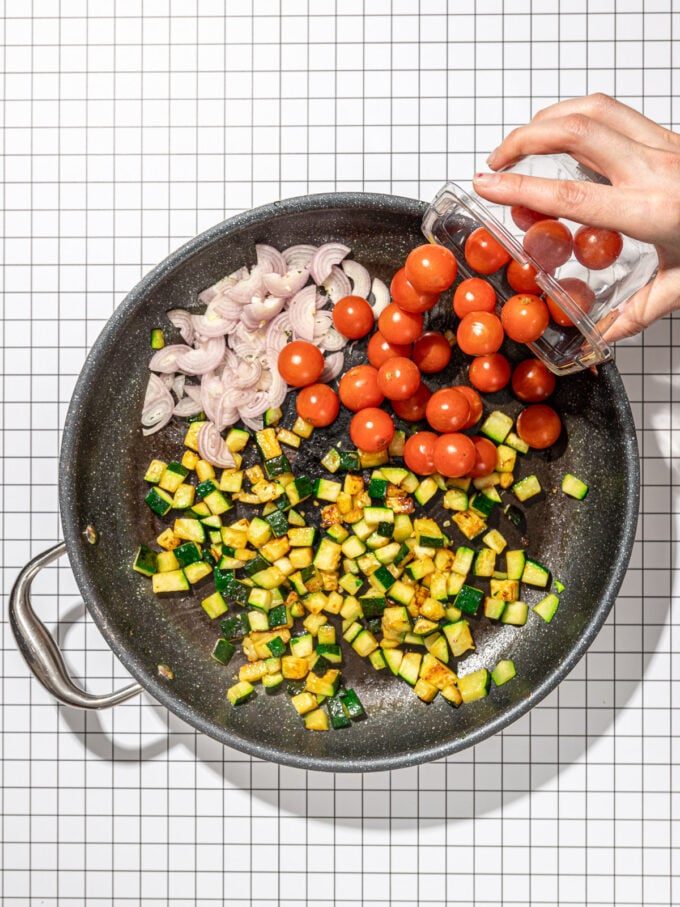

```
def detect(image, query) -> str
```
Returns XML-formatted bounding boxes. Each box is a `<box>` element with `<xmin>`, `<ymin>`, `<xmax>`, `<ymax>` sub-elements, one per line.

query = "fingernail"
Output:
<box><xmin>473</xmin><ymin>171</ymin><xmax>501</xmax><ymax>185</ymax></box>
<box><xmin>486</xmin><ymin>149</ymin><xmax>499</xmax><ymax>166</ymax></box>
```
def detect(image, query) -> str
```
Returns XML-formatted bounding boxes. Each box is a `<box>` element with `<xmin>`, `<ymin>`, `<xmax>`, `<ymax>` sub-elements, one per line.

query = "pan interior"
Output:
<box><xmin>60</xmin><ymin>194</ymin><xmax>638</xmax><ymax>771</ymax></box>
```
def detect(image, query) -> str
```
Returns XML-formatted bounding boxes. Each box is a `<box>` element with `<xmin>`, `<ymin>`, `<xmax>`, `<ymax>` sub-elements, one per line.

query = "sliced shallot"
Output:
<box><xmin>342</xmin><ymin>260</ymin><xmax>371</xmax><ymax>298</ymax></box>
<box><xmin>320</xmin><ymin>351</ymin><xmax>344</xmax><ymax>382</ymax></box>
<box><xmin>263</xmin><ymin>268</ymin><xmax>309</xmax><ymax>297</ymax></box>
<box><xmin>197</xmin><ymin>421</ymin><xmax>236</xmax><ymax>468</ymax></box>
<box><xmin>175</xmin><ymin>336</ymin><xmax>226</xmax><ymax>375</ymax></box>
<box><xmin>371</xmin><ymin>277</ymin><xmax>391</xmax><ymax>316</ymax></box>
<box><xmin>148</xmin><ymin>344</ymin><xmax>191</xmax><ymax>374</ymax></box>
<box><xmin>226</xmin><ymin>266</ymin><xmax>265</xmax><ymax>304</ymax></box>
<box><xmin>256</xmin><ymin>244</ymin><xmax>286</xmax><ymax>276</ymax></box>
<box><xmin>282</xmin><ymin>244</ymin><xmax>317</xmax><ymax>270</ymax></box>
<box><xmin>173</xmin><ymin>396</ymin><xmax>203</xmax><ymax>417</ymax></box>
<box><xmin>322</xmin><ymin>265</ymin><xmax>352</xmax><ymax>303</ymax></box>
<box><xmin>288</xmin><ymin>285</ymin><xmax>317</xmax><ymax>341</ymax></box>
<box><xmin>245</xmin><ymin>294</ymin><xmax>286</xmax><ymax>322</ymax></box>
<box><xmin>141</xmin><ymin>374</ymin><xmax>174</xmax><ymax>436</ymax></box>
<box><xmin>309</xmin><ymin>242</ymin><xmax>351</xmax><ymax>284</ymax></box>
<box><xmin>167</xmin><ymin>309</ymin><xmax>195</xmax><ymax>345</ymax></box>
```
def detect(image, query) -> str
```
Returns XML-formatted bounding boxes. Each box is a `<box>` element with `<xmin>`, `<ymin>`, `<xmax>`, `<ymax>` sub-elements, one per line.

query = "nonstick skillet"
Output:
<box><xmin>10</xmin><ymin>193</ymin><xmax>639</xmax><ymax>772</ymax></box>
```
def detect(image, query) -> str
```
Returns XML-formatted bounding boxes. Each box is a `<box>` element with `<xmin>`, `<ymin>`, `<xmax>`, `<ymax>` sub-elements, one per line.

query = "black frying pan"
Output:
<box><xmin>10</xmin><ymin>193</ymin><xmax>639</xmax><ymax>771</ymax></box>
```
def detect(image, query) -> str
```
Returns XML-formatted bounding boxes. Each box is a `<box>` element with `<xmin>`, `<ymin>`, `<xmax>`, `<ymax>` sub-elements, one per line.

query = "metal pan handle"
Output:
<box><xmin>9</xmin><ymin>541</ymin><xmax>142</xmax><ymax>709</ymax></box>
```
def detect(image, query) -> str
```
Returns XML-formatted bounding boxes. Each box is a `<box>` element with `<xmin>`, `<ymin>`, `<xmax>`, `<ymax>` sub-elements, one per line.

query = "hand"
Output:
<box><xmin>473</xmin><ymin>93</ymin><xmax>680</xmax><ymax>342</ymax></box>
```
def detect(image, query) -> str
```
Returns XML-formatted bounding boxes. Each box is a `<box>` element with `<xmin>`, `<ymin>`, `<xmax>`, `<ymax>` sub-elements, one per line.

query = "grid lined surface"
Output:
<box><xmin>1</xmin><ymin>2</ymin><xmax>678</xmax><ymax>905</ymax></box>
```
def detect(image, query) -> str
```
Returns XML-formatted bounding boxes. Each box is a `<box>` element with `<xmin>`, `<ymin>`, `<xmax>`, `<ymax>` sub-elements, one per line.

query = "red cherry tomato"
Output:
<box><xmin>464</xmin><ymin>227</ymin><xmax>511</xmax><ymax>275</ymax></box>
<box><xmin>412</xmin><ymin>332</ymin><xmax>452</xmax><ymax>374</ymax></box>
<box><xmin>468</xmin><ymin>353</ymin><xmax>512</xmax><ymax>393</ymax></box>
<box><xmin>403</xmin><ymin>431</ymin><xmax>438</xmax><ymax>476</ymax></box>
<box><xmin>350</xmin><ymin>407</ymin><xmax>395</xmax><ymax>453</ymax></box>
<box><xmin>332</xmin><ymin>295</ymin><xmax>374</xmax><ymax>339</ymax></box>
<box><xmin>501</xmin><ymin>293</ymin><xmax>550</xmax><ymax>343</ymax></box>
<box><xmin>453</xmin><ymin>277</ymin><xmax>497</xmax><ymax>318</ymax></box>
<box><xmin>277</xmin><ymin>340</ymin><xmax>324</xmax><ymax>387</ymax></box>
<box><xmin>391</xmin><ymin>381</ymin><xmax>432</xmax><ymax>422</ymax></box>
<box><xmin>296</xmin><ymin>383</ymin><xmax>339</xmax><ymax>427</ymax></box>
<box><xmin>573</xmin><ymin>226</ymin><xmax>623</xmax><ymax>270</ymax></box>
<box><xmin>511</xmin><ymin>358</ymin><xmax>557</xmax><ymax>403</ymax></box>
<box><xmin>457</xmin><ymin>311</ymin><xmax>504</xmax><ymax>356</ymax></box>
<box><xmin>378</xmin><ymin>303</ymin><xmax>424</xmax><ymax>344</ymax></box>
<box><xmin>506</xmin><ymin>259</ymin><xmax>541</xmax><ymax>295</ymax></box>
<box><xmin>339</xmin><ymin>364</ymin><xmax>384</xmax><ymax>412</ymax></box>
<box><xmin>546</xmin><ymin>277</ymin><xmax>596</xmax><ymax>328</ymax></box>
<box><xmin>405</xmin><ymin>243</ymin><xmax>458</xmax><ymax>294</ymax></box>
<box><xmin>367</xmin><ymin>330</ymin><xmax>411</xmax><ymax>368</ymax></box>
<box><xmin>425</xmin><ymin>387</ymin><xmax>471</xmax><ymax>433</ymax></box>
<box><xmin>516</xmin><ymin>404</ymin><xmax>562</xmax><ymax>449</ymax></box>
<box><xmin>469</xmin><ymin>436</ymin><xmax>497</xmax><ymax>478</ymax></box>
<box><xmin>377</xmin><ymin>357</ymin><xmax>421</xmax><ymax>401</ymax></box>
<box><xmin>433</xmin><ymin>433</ymin><xmax>477</xmax><ymax>478</ymax></box>
<box><xmin>523</xmin><ymin>219</ymin><xmax>573</xmax><ymax>271</ymax></box>
<box><xmin>511</xmin><ymin>205</ymin><xmax>550</xmax><ymax>232</ymax></box>
<box><xmin>456</xmin><ymin>385</ymin><xmax>484</xmax><ymax>428</ymax></box>
<box><xmin>390</xmin><ymin>268</ymin><xmax>439</xmax><ymax>314</ymax></box>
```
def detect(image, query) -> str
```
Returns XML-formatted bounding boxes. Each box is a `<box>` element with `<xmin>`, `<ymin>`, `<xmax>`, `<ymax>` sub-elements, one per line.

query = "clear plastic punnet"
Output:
<box><xmin>422</xmin><ymin>154</ymin><xmax>659</xmax><ymax>375</ymax></box>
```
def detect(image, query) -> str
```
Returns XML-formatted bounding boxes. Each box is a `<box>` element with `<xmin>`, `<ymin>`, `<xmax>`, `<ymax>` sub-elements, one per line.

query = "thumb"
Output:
<box><xmin>600</xmin><ymin>275</ymin><xmax>680</xmax><ymax>344</ymax></box>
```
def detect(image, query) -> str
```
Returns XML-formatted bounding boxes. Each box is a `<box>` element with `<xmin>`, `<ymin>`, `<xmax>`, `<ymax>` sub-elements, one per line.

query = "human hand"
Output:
<box><xmin>472</xmin><ymin>93</ymin><xmax>680</xmax><ymax>342</ymax></box>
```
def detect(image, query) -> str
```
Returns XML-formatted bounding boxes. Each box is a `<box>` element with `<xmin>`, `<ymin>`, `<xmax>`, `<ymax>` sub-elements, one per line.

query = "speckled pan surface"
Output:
<box><xmin>59</xmin><ymin>193</ymin><xmax>639</xmax><ymax>772</ymax></box>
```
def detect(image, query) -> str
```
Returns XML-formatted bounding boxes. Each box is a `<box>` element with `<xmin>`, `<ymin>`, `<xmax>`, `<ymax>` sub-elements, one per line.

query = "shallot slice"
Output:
<box><xmin>322</xmin><ymin>265</ymin><xmax>352</xmax><ymax>303</ymax></box>
<box><xmin>197</xmin><ymin>421</ymin><xmax>235</xmax><ymax>468</ymax></box>
<box><xmin>148</xmin><ymin>344</ymin><xmax>191</xmax><ymax>374</ymax></box>
<box><xmin>263</xmin><ymin>268</ymin><xmax>309</xmax><ymax>297</ymax></box>
<box><xmin>226</xmin><ymin>266</ymin><xmax>265</xmax><ymax>304</ymax></box>
<box><xmin>309</xmin><ymin>242</ymin><xmax>351</xmax><ymax>284</ymax></box>
<box><xmin>371</xmin><ymin>277</ymin><xmax>391</xmax><ymax>316</ymax></box>
<box><xmin>256</xmin><ymin>244</ymin><xmax>286</xmax><ymax>275</ymax></box>
<box><xmin>320</xmin><ymin>351</ymin><xmax>344</xmax><ymax>382</ymax></box>
<box><xmin>288</xmin><ymin>285</ymin><xmax>317</xmax><ymax>342</ymax></box>
<box><xmin>167</xmin><ymin>309</ymin><xmax>194</xmax><ymax>345</ymax></box>
<box><xmin>175</xmin><ymin>336</ymin><xmax>226</xmax><ymax>375</ymax></box>
<box><xmin>342</xmin><ymin>260</ymin><xmax>371</xmax><ymax>298</ymax></box>
<box><xmin>282</xmin><ymin>244</ymin><xmax>317</xmax><ymax>270</ymax></box>
<box><xmin>173</xmin><ymin>396</ymin><xmax>203</xmax><ymax>417</ymax></box>
<box><xmin>141</xmin><ymin>374</ymin><xmax>174</xmax><ymax>436</ymax></box>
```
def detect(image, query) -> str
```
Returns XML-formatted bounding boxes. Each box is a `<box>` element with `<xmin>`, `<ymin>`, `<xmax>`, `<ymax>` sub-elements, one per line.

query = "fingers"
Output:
<box><xmin>486</xmin><ymin>115</ymin><xmax>645</xmax><ymax>182</ymax></box>
<box><xmin>472</xmin><ymin>171</ymin><xmax>661</xmax><ymax>243</ymax></box>
<box><xmin>532</xmin><ymin>94</ymin><xmax>680</xmax><ymax>152</ymax></box>
<box><xmin>601</xmin><ymin>275</ymin><xmax>680</xmax><ymax>343</ymax></box>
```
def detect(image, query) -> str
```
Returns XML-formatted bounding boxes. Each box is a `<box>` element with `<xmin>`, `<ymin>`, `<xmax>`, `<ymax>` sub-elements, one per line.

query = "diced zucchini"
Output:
<box><xmin>446</xmin><ymin>573</ymin><xmax>465</xmax><ymax>598</ymax></box>
<box><xmin>157</xmin><ymin>550</ymin><xmax>180</xmax><ymax>572</ymax></box>
<box><xmin>145</xmin><ymin>486</ymin><xmax>174</xmax><ymax>517</ymax></box>
<box><xmin>383</xmin><ymin>648</ymin><xmax>404</xmax><ymax>675</ymax></box>
<box><xmin>227</xmin><ymin>681</ymin><xmax>255</xmax><ymax>706</ymax></box>
<box><xmin>414</xmin><ymin>477</ymin><xmax>438</xmax><ymax>506</ymax></box>
<box><xmin>533</xmin><ymin>592</ymin><xmax>559</xmax><ymax>622</ymax></box>
<box><xmin>132</xmin><ymin>545</ymin><xmax>157</xmax><ymax>577</ymax></box>
<box><xmin>152</xmin><ymin>570</ymin><xmax>190</xmax><ymax>594</ymax></box>
<box><xmin>201</xmin><ymin>591</ymin><xmax>228</xmax><ymax>619</ymax></box>
<box><xmin>144</xmin><ymin>459</ymin><xmax>167</xmax><ymax>484</ymax></box>
<box><xmin>195</xmin><ymin>460</ymin><xmax>216</xmax><ymax>482</ymax></box>
<box><xmin>158</xmin><ymin>462</ymin><xmax>190</xmax><ymax>494</ymax></box>
<box><xmin>364</xmin><ymin>506</ymin><xmax>393</xmax><ymax>525</ymax></box>
<box><xmin>224</xmin><ymin>428</ymin><xmax>250</xmax><ymax>452</ymax></box>
<box><xmin>264</xmin><ymin>407</ymin><xmax>283</xmax><ymax>427</ymax></box>
<box><xmin>480</xmin><ymin>410</ymin><xmax>513</xmax><ymax>443</ymax></box>
<box><xmin>172</xmin><ymin>483</ymin><xmax>196</xmax><ymax>509</ymax></box>
<box><xmin>388</xmin><ymin>430</ymin><xmax>406</xmax><ymax>457</ymax></box>
<box><xmin>293</xmin><ymin>416</ymin><xmax>314</xmax><ymax>439</ymax></box>
<box><xmin>405</xmin><ymin>557</ymin><xmax>434</xmax><ymax>582</ymax></box>
<box><xmin>313</xmin><ymin>538</ymin><xmax>342</xmax><ymax>572</ymax></box>
<box><xmin>454</xmin><ymin>584</ymin><xmax>484</xmax><ymax>615</ymax></box>
<box><xmin>501</xmin><ymin>601</ymin><xmax>528</xmax><ymax>626</ymax></box>
<box><xmin>513</xmin><ymin>475</ymin><xmax>541</xmax><ymax>502</ymax></box>
<box><xmin>506</xmin><ymin>549</ymin><xmax>526</xmax><ymax>581</ymax></box>
<box><xmin>452</xmin><ymin>546</ymin><xmax>474</xmax><ymax>576</ymax></box>
<box><xmin>441</xmin><ymin>684</ymin><xmax>462</xmax><ymax>707</ymax></box>
<box><xmin>320</xmin><ymin>448</ymin><xmax>341</xmax><ymax>473</ymax></box>
<box><xmin>211</xmin><ymin>638</ymin><xmax>236</xmax><ymax>665</ymax></box>
<box><xmin>264</xmin><ymin>510</ymin><xmax>288</xmax><ymax>538</ymax></box>
<box><xmin>489</xmin><ymin>578</ymin><xmax>519</xmax><ymax>601</ymax></box>
<box><xmin>423</xmin><ymin>633</ymin><xmax>449</xmax><ymax>663</ymax></box>
<box><xmin>352</xmin><ymin>629</ymin><xmax>379</xmax><ymax>657</ymax></box>
<box><xmin>458</xmin><ymin>669</ymin><xmax>490</xmax><ymax>703</ymax></box>
<box><xmin>495</xmin><ymin>443</ymin><xmax>517</xmax><ymax>473</ymax></box>
<box><xmin>340</xmin><ymin>688</ymin><xmax>365</xmax><ymax>720</ymax></box>
<box><xmin>256</xmin><ymin>428</ymin><xmax>282</xmax><ymax>460</ymax></box>
<box><xmin>505</xmin><ymin>431</ymin><xmax>529</xmax><ymax>454</ymax></box>
<box><xmin>313</xmin><ymin>478</ymin><xmax>342</xmax><ymax>502</ymax></box>
<box><xmin>414</xmin><ymin>678</ymin><xmax>438</xmax><ymax>702</ymax></box>
<box><xmin>382</xmin><ymin>605</ymin><xmax>411</xmax><ymax>635</ymax></box>
<box><xmin>562</xmin><ymin>473</ymin><xmax>589</xmax><ymax>500</ymax></box>
<box><xmin>184</xmin><ymin>561</ymin><xmax>212</xmax><ymax>584</ymax></box>
<box><xmin>393</xmin><ymin>514</ymin><xmax>413</xmax><ymax>542</ymax></box>
<box><xmin>443</xmin><ymin>620</ymin><xmax>474</xmax><ymax>657</ymax></box>
<box><xmin>470</xmin><ymin>492</ymin><xmax>495</xmax><ymax>519</ymax></box>
<box><xmin>285</xmin><ymin>475</ymin><xmax>313</xmax><ymax>507</ymax></box>
<box><xmin>381</xmin><ymin>466</ymin><xmax>408</xmax><ymax>485</ymax></box>
<box><xmin>369</xmin><ymin>649</ymin><xmax>386</xmax><ymax>670</ymax></box>
<box><xmin>361</xmin><ymin>596</ymin><xmax>387</xmax><ymax>618</ymax></box>
<box><xmin>443</xmin><ymin>488</ymin><xmax>469</xmax><ymax>511</ymax></box>
<box><xmin>491</xmin><ymin>659</ymin><xmax>516</xmax><ymax>686</ymax></box>
<box><xmin>474</xmin><ymin>548</ymin><xmax>496</xmax><ymax>577</ymax></box>
<box><xmin>282</xmin><ymin>656</ymin><xmax>310</xmax><ymax>680</ymax></box>
<box><xmin>359</xmin><ymin>449</ymin><xmax>389</xmax><ymax>468</ymax></box>
<box><xmin>483</xmin><ymin>596</ymin><xmax>506</xmax><ymax>620</ymax></box>
<box><xmin>483</xmin><ymin>529</ymin><xmax>507</xmax><ymax>554</ymax></box>
<box><xmin>521</xmin><ymin>558</ymin><xmax>550</xmax><ymax>588</ymax></box>
<box><xmin>339</xmin><ymin>573</ymin><xmax>363</xmax><ymax>595</ymax></box>
<box><xmin>183</xmin><ymin>420</ymin><xmax>206</xmax><ymax>452</ymax></box>
<box><xmin>452</xmin><ymin>509</ymin><xmax>486</xmax><ymax>540</ymax></box>
<box><xmin>398</xmin><ymin>651</ymin><xmax>422</xmax><ymax>686</ymax></box>
<box><xmin>388</xmin><ymin>580</ymin><xmax>415</xmax><ymax>607</ymax></box>
<box><xmin>554</xmin><ymin>579</ymin><xmax>565</xmax><ymax>594</ymax></box>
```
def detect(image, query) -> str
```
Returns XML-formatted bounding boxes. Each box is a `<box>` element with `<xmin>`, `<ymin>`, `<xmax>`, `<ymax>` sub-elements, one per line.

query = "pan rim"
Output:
<box><xmin>59</xmin><ymin>191</ymin><xmax>640</xmax><ymax>772</ymax></box>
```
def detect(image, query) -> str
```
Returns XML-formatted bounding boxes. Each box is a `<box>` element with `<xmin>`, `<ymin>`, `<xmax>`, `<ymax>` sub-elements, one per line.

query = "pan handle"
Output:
<box><xmin>9</xmin><ymin>541</ymin><xmax>142</xmax><ymax>709</ymax></box>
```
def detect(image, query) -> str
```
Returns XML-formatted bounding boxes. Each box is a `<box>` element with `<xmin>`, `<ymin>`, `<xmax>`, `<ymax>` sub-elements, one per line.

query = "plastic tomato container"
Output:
<box><xmin>422</xmin><ymin>155</ymin><xmax>659</xmax><ymax>375</ymax></box>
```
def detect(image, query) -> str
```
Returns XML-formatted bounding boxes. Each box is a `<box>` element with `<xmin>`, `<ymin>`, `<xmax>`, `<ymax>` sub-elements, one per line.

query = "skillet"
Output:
<box><xmin>10</xmin><ymin>193</ymin><xmax>639</xmax><ymax>772</ymax></box>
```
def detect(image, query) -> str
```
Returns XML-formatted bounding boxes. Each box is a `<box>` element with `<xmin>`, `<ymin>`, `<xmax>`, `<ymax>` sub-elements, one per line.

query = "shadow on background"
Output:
<box><xmin>49</xmin><ymin>381</ymin><xmax>675</xmax><ymax>826</ymax></box>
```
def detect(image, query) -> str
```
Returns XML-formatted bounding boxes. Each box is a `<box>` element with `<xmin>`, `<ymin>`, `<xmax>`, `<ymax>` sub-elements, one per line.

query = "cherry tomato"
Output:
<box><xmin>506</xmin><ymin>259</ymin><xmax>541</xmax><ymax>295</ymax></box>
<box><xmin>277</xmin><ymin>340</ymin><xmax>324</xmax><ymax>387</ymax></box>
<box><xmin>390</xmin><ymin>268</ymin><xmax>439</xmax><ymax>314</ymax></box>
<box><xmin>391</xmin><ymin>381</ymin><xmax>432</xmax><ymax>422</ymax></box>
<box><xmin>464</xmin><ymin>227</ymin><xmax>511</xmax><ymax>275</ymax></box>
<box><xmin>468</xmin><ymin>353</ymin><xmax>512</xmax><ymax>393</ymax></box>
<box><xmin>296</xmin><ymin>383</ymin><xmax>339</xmax><ymax>427</ymax></box>
<box><xmin>378</xmin><ymin>303</ymin><xmax>424</xmax><ymax>344</ymax></box>
<box><xmin>573</xmin><ymin>226</ymin><xmax>623</xmax><ymax>270</ymax></box>
<box><xmin>453</xmin><ymin>277</ymin><xmax>497</xmax><ymax>318</ymax></box>
<box><xmin>511</xmin><ymin>205</ymin><xmax>551</xmax><ymax>232</ymax></box>
<box><xmin>433</xmin><ymin>433</ymin><xmax>477</xmax><ymax>478</ymax></box>
<box><xmin>501</xmin><ymin>293</ymin><xmax>550</xmax><ymax>343</ymax></box>
<box><xmin>457</xmin><ymin>311</ymin><xmax>504</xmax><ymax>356</ymax></box>
<box><xmin>403</xmin><ymin>431</ymin><xmax>438</xmax><ymax>476</ymax></box>
<box><xmin>469</xmin><ymin>436</ymin><xmax>497</xmax><ymax>478</ymax></box>
<box><xmin>332</xmin><ymin>295</ymin><xmax>374</xmax><ymax>339</ymax></box>
<box><xmin>523</xmin><ymin>219</ymin><xmax>573</xmax><ymax>271</ymax></box>
<box><xmin>511</xmin><ymin>358</ymin><xmax>556</xmax><ymax>403</ymax></box>
<box><xmin>546</xmin><ymin>277</ymin><xmax>596</xmax><ymax>327</ymax></box>
<box><xmin>425</xmin><ymin>387</ymin><xmax>471</xmax><ymax>433</ymax></box>
<box><xmin>339</xmin><ymin>364</ymin><xmax>384</xmax><ymax>412</ymax></box>
<box><xmin>377</xmin><ymin>356</ymin><xmax>421</xmax><ymax>402</ymax></box>
<box><xmin>367</xmin><ymin>330</ymin><xmax>411</xmax><ymax>368</ymax></box>
<box><xmin>412</xmin><ymin>332</ymin><xmax>451</xmax><ymax>374</ymax></box>
<box><xmin>456</xmin><ymin>385</ymin><xmax>484</xmax><ymax>429</ymax></box>
<box><xmin>517</xmin><ymin>404</ymin><xmax>561</xmax><ymax>449</ymax></box>
<box><xmin>350</xmin><ymin>407</ymin><xmax>395</xmax><ymax>453</ymax></box>
<box><xmin>405</xmin><ymin>243</ymin><xmax>458</xmax><ymax>294</ymax></box>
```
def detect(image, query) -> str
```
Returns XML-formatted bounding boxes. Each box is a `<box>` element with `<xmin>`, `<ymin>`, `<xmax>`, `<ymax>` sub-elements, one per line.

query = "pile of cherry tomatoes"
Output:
<box><xmin>277</xmin><ymin>235</ymin><xmax>572</xmax><ymax>479</ymax></box>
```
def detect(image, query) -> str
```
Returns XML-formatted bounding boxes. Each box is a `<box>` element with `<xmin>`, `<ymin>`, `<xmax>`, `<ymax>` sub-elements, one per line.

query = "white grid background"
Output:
<box><xmin>1</xmin><ymin>1</ymin><xmax>678</xmax><ymax>905</ymax></box>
